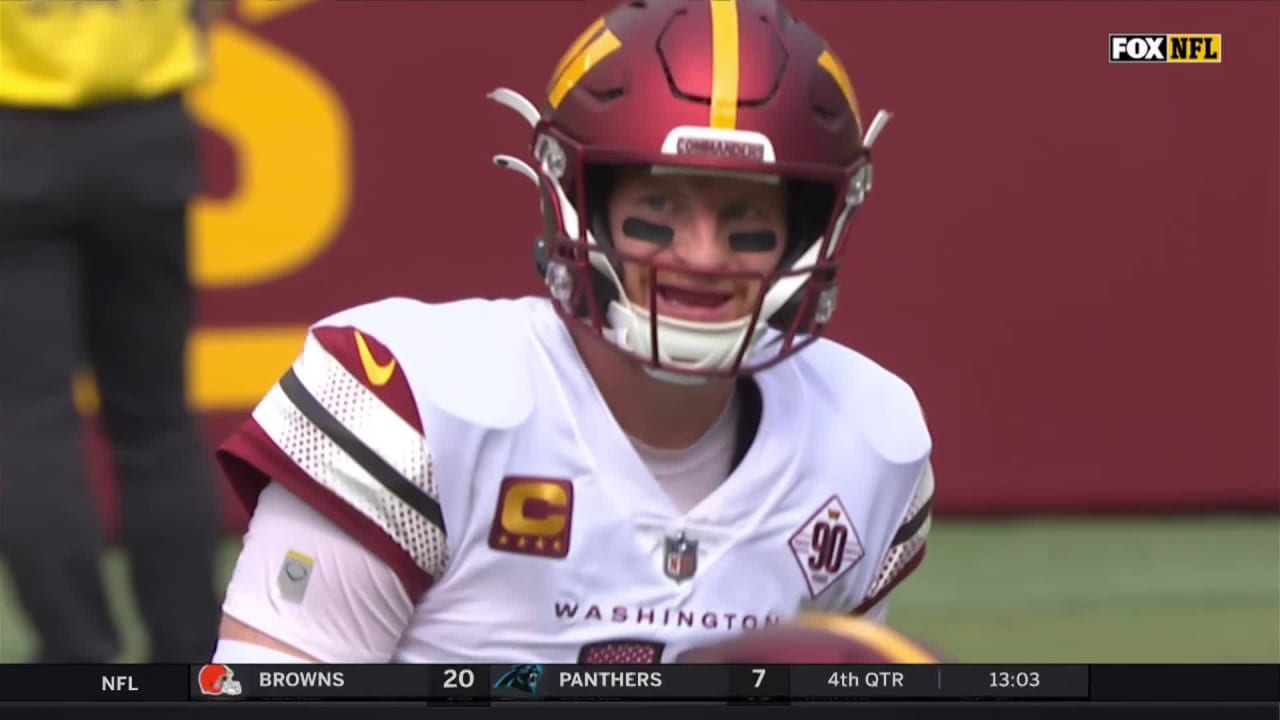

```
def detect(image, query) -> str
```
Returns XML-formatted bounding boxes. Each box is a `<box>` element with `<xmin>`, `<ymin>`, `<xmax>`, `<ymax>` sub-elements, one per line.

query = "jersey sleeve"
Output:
<box><xmin>216</xmin><ymin>324</ymin><xmax>446</xmax><ymax>599</ymax></box>
<box><xmin>854</xmin><ymin>460</ymin><xmax>934</xmax><ymax>614</ymax></box>
<box><xmin>219</xmin><ymin>481</ymin><xmax>414</xmax><ymax>663</ymax></box>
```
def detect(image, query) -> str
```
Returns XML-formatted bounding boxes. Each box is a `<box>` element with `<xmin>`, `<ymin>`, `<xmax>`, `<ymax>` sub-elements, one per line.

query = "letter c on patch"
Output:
<box><xmin>501</xmin><ymin>481</ymin><xmax>570</xmax><ymax>536</ymax></box>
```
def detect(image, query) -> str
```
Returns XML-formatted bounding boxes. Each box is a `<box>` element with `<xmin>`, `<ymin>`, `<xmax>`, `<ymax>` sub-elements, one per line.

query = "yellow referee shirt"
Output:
<box><xmin>0</xmin><ymin>0</ymin><xmax>207</xmax><ymax>109</ymax></box>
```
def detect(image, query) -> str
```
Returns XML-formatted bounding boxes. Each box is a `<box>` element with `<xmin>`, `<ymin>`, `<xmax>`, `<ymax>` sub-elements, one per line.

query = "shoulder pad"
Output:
<box><xmin>317</xmin><ymin>297</ymin><xmax>535</xmax><ymax>429</ymax></box>
<box><xmin>794</xmin><ymin>340</ymin><xmax>931</xmax><ymax>465</ymax></box>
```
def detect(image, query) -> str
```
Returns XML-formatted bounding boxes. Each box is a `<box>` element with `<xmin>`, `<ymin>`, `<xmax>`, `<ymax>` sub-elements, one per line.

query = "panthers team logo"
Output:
<box><xmin>493</xmin><ymin>664</ymin><xmax>544</xmax><ymax>695</ymax></box>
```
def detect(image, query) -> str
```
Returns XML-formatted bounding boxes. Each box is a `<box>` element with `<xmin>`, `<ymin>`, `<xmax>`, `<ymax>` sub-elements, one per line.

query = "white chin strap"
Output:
<box><xmin>486</xmin><ymin>86</ymin><xmax>893</xmax><ymax>383</ymax></box>
<box><xmin>606</xmin><ymin>303</ymin><xmax>754</xmax><ymax>384</ymax></box>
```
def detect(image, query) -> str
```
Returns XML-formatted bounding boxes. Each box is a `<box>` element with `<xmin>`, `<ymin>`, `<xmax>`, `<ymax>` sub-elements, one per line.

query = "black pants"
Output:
<box><xmin>0</xmin><ymin>94</ymin><xmax>221</xmax><ymax>663</ymax></box>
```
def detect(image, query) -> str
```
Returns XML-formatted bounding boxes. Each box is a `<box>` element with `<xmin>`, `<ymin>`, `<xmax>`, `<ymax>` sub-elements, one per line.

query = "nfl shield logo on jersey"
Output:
<box><xmin>664</xmin><ymin>532</ymin><xmax>698</xmax><ymax>582</ymax></box>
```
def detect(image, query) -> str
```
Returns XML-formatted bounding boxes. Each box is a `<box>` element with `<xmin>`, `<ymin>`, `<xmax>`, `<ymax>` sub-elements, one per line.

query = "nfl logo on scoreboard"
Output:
<box><xmin>664</xmin><ymin>532</ymin><xmax>698</xmax><ymax>582</ymax></box>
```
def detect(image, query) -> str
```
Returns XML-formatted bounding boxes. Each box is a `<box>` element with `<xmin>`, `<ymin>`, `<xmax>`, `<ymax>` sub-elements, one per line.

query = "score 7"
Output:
<box><xmin>730</xmin><ymin>665</ymin><xmax>788</xmax><ymax>703</ymax></box>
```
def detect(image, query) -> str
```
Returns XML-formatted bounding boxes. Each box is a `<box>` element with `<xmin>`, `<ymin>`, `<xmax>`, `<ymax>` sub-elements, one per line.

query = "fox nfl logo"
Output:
<box><xmin>1109</xmin><ymin>34</ymin><xmax>1221</xmax><ymax>63</ymax></box>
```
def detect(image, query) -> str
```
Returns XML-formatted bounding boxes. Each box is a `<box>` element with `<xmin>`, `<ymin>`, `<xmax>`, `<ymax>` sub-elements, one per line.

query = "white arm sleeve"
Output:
<box><xmin>220</xmin><ymin>481</ymin><xmax>415</xmax><ymax>663</ymax></box>
<box><xmin>212</xmin><ymin>638</ymin><xmax>316</xmax><ymax>664</ymax></box>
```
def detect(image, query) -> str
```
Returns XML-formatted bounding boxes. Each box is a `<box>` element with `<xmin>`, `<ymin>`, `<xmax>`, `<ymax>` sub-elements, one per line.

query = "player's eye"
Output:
<box><xmin>639</xmin><ymin>194</ymin><xmax>670</xmax><ymax>213</ymax></box>
<box><xmin>722</xmin><ymin>204</ymin><xmax>757</xmax><ymax>221</ymax></box>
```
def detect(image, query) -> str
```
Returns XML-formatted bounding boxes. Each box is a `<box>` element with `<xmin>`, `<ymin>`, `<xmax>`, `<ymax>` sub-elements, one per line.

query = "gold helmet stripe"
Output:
<box><xmin>548</xmin><ymin>18</ymin><xmax>622</xmax><ymax>109</ymax></box>
<box><xmin>817</xmin><ymin>48</ymin><xmax>864</xmax><ymax>135</ymax></box>
<box><xmin>708</xmin><ymin>0</ymin><xmax>741</xmax><ymax>129</ymax></box>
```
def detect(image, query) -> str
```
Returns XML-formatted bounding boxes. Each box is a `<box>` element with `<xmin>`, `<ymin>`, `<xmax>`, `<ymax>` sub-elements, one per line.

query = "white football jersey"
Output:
<box><xmin>217</xmin><ymin>296</ymin><xmax>934</xmax><ymax>663</ymax></box>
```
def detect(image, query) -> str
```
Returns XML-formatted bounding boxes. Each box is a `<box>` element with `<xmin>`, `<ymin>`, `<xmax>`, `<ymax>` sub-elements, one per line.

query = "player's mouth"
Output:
<box><xmin>653</xmin><ymin>283</ymin><xmax>738</xmax><ymax>322</ymax></box>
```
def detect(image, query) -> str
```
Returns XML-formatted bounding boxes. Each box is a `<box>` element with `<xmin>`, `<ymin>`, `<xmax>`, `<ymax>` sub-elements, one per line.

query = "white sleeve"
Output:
<box><xmin>220</xmin><ymin>481</ymin><xmax>415</xmax><ymax>663</ymax></box>
<box><xmin>855</xmin><ymin>460</ymin><xmax>933</xmax><ymax>613</ymax></box>
<box><xmin>212</xmin><ymin>638</ymin><xmax>316</xmax><ymax>664</ymax></box>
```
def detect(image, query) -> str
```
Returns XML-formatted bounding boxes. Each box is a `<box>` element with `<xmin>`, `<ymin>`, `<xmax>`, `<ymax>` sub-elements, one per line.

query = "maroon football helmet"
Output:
<box><xmin>490</xmin><ymin>0</ymin><xmax>890</xmax><ymax>382</ymax></box>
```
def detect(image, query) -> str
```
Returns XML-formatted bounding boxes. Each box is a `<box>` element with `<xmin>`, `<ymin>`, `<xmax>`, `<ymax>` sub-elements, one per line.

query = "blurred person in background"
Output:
<box><xmin>0</xmin><ymin>0</ymin><xmax>229</xmax><ymax>663</ymax></box>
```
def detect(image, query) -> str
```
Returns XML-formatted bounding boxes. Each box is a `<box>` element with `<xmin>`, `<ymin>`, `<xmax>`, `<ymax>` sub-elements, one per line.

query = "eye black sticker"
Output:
<box><xmin>622</xmin><ymin>217</ymin><xmax>674</xmax><ymax>245</ymax></box>
<box><xmin>728</xmin><ymin>230</ymin><xmax>778</xmax><ymax>252</ymax></box>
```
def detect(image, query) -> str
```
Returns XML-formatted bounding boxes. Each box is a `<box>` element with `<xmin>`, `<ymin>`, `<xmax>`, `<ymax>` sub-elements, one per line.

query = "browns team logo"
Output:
<box><xmin>488</xmin><ymin>477</ymin><xmax>574</xmax><ymax>558</ymax></box>
<box><xmin>788</xmin><ymin>495</ymin><xmax>864</xmax><ymax>598</ymax></box>
<box><xmin>197</xmin><ymin>664</ymin><xmax>243</xmax><ymax>697</ymax></box>
<box><xmin>663</xmin><ymin>532</ymin><xmax>698</xmax><ymax>582</ymax></box>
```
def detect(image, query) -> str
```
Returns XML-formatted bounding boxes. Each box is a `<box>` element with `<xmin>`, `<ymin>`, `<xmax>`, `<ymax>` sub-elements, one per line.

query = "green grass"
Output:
<box><xmin>1</xmin><ymin>517</ymin><xmax>1276</xmax><ymax>663</ymax></box>
<box><xmin>889</xmin><ymin>516</ymin><xmax>1280</xmax><ymax>662</ymax></box>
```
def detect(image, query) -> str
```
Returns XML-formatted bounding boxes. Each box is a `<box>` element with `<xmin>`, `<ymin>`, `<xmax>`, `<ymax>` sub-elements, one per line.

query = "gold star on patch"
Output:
<box><xmin>517</xmin><ymin>537</ymin><xmax>528</xmax><ymax>549</ymax></box>
<box><xmin>553</xmin><ymin>540</ymin><xmax>563</xmax><ymax>552</ymax></box>
<box><xmin>535</xmin><ymin>538</ymin><xmax>546</xmax><ymax>551</ymax></box>
<box><xmin>497</xmin><ymin>535</ymin><xmax>509</xmax><ymax>546</ymax></box>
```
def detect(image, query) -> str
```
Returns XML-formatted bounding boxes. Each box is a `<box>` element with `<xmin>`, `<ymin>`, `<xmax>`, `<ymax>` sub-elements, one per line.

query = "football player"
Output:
<box><xmin>212</xmin><ymin>0</ymin><xmax>934</xmax><ymax>664</ymax></box>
